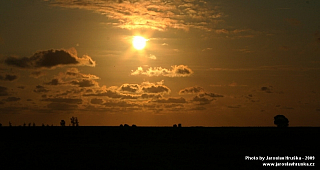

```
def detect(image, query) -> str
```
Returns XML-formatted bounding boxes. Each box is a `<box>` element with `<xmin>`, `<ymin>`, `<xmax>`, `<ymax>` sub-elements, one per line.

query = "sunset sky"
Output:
<box><xmin>1</xmin><ymin>0</ymin><xmax>320</xmax><ymax>126</ymax></box>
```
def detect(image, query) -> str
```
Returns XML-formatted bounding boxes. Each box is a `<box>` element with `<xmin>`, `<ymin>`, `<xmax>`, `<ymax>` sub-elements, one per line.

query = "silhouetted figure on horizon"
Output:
<box><xmin>120</xmin><ymin>124</ymin><xmax>124</xmax><ymax>127</ymax></box>
<box><xmin>178</xmin><ymin>123</ymin><xmax>182</xmax><ymax>128</ymax></box>
<box><xmin>9</xmin><ymin>121</ymin><xmax>12</xmax><ymax>127</ymax></box>
<box><xmin>28</xmin><ymin>123</ymin><xmax>31</xmax><ymax>127</ymax></box>
<box><xmin>33</xmin><ymin>122</ymin><xmax>35</xmax><ymax>127</ymax></box>
<box><xmin>132</xmin><ymin>124</ymin><xmax>137</xmax><ymax>127</ymax></box>
<box><xmin>0</xmin><ymin>123</ymin><xmax>2</xmax><ymax>127</ymax></box>
<box><xmin>124</xmin><ymin>124</ymin><xmax>129</xmax><ymax>127</ymax></box>
<box><xmin>23</xmin><ymin>123</ymin><xmax>26</xmax><ymax>127</ymax></box>
<box><xmin>173</xmin><ymin>124</ymin><xmax>177</xmax><ymax>128</ymax></box>
<box><xmin>274</xmin><ymin>115</ymin><xmax>289</xmax><ymax>127</ymax></box>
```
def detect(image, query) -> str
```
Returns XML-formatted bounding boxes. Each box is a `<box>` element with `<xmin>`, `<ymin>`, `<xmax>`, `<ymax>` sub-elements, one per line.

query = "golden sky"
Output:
<box><xmin>1</xmin><ymin>0</ymin><xmax>320</xmax><ymax>126</ymax></box>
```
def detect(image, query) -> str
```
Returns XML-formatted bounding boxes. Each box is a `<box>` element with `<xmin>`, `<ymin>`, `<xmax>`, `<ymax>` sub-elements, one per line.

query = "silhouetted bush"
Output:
<box><xmin>178</xmin><ymin>123</ymin><xmax>182</xmax><ymax>128</ymax></box>
<box><xmin>173</xmin><ymin>124</ymin><xmax>177</xmax><ymax>128</ymax></box>
<box><xmin>132</xmin><ymin>124</ymin><xmax>137</xmax><ymax>127</ymax></box>
<box><xmin>124</xmin><ymin>124</ymin><xmax>129</xmax><ymax>127</ymax></box>
<box><xmin>60</xmin><ymin>120</ymin><xmax>66</xmax><ymax>126</ymax></box>
<box><xmin>274</xmin><ymin>115</ymin><xmax>289</xmax><ymax>127</ymax></box>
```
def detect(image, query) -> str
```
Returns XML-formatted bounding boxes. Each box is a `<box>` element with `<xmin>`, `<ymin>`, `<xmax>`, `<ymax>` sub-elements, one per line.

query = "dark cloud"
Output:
<box><xmin>192</xmin><ymin>96</ymin><xmax>214</xmax><ymax>105</ymax></box>
<box><xmin>190</xmin><ymin>106</ymin><xmax>206</xmax><ymax>110</ymax></box>
<box><xmin>0</xmin><ymin>86</ymin><xmax>9</xmax><ymax>96</ymax></box>
<box><xmin>0</xmin><ymin>74</ymin><xmax>18</xmax><ymax>81</ymax></box>
<box><xmin>119</xmin><ymin>84</ymin><xmax>140</xmax><ymax>93</ymax></box>
<box><xmin>179</xmin><ymin>86</ymin><xmax>204</xmax><ymax>94</ymax></box>
<box><xmin>70</xmin><ymin>79</ymin><xmax>98</xmax><ymax>87</ymax></box>
<box><xmin>141</xmin><ymin>93</ymin><xmax>162</xmax><ymax>99</ymax></box>
<box><xmin>103</xmin><ymin>100</ymin><xmax>138</xmax><ymax>108</ymax></box>
<box><xmin>84</xmin><ymin>90</ymin><xmax>123</xmax><ymax>98</ymax></box>
<box><xmin>4</xmin><ymin>48</ymin><xmax>95</xmax><ymax>69</ymax></box>
<box><xmin>227</xmin><ymin>105</ymin><xmax>241</xmax><ymax>109</ymax></box>
<box><xmin>142</xmin><ymin>85</ymin><xmax>170</xmax><ymax>94</ymax></box>
<box><xmin>261</xmin><ymin>86</ymin><xmax>273</xmax><ymax>93</ymax></box>
<box><xmin>47</xmin><ymin>102</ymin><xmax>78</xmax><ymax>110</ymax></box>
<box><xmin>17</xmin><ymin>86</ymin><xmax>25</xmax><ymax>89</ymax></box>
<box><xmin>154</xmin><ymin>97</ymin><xmax>187</xmax><ymax>103</ymax></box>
<box><xmin>131</xmin><ymin>65</ymin><xmax>193</xmax><ymax>77</ymax></box>
<box><xmin>33</xmin><ymin>85</ymin><xmax>49</xmax><ymax>93</ymax></box>
<box><xmin>91</xmin><ymin>98</ymin><xmax>104</xmax><ymax>105</ymax></box>
<box><xmin>45</xmin><ymin>79</ymin><xmax>60</xmax><ymax>85</ymax></box>
<box><xmin>199</xmin><ymin>93</ymin><xmax>224</xmax><ymax>98</ymax></box>
<box><xmin>42</xmin><ymin>98</ymin><xmax>82</xmax><ymax>104</ymax></box>
<box><xmin>3</xmin><ymin>97</ymin><xmax>20</xmax><ymax>102</ymax></box>
<box><xmin>30</xmin><ymin>71</ymin><xmax>46</xmax><ymax>78</ymax></box>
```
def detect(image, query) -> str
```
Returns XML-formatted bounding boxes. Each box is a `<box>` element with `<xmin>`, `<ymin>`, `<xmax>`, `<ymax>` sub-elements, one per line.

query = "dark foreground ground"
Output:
<box><xmin>0</xmin><ymin>127</ymin><xmax>319</xmax><ymax>169</ymax></box>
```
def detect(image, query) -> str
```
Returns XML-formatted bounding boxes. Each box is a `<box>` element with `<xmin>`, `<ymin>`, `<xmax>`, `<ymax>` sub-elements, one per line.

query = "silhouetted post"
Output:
<box><xmin>274</xmin><ymin>115</ymin><xmax>289</xmax><ymax>127</ymax></box>
<box><xmin>60</xmin><ymin>120</ymin><xmax>65</xmax><ymax>126</ymax></box>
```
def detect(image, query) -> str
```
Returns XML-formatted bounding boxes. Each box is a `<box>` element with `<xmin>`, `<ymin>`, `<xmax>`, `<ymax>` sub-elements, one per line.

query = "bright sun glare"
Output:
<box><xmin>132</xmin><ymin>36</ymin><xmax>147</xmax><ymax>50</ymax></box>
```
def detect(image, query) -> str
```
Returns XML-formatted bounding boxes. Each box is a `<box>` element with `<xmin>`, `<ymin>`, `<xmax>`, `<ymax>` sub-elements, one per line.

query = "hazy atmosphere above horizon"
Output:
<box><xmin>1</xmin><ymin>0</ymin><xmax>320</xmax><ymax>126</ymax></box>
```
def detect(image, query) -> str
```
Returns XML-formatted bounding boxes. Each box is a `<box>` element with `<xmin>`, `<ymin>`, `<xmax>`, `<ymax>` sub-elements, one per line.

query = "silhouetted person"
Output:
<box><xmin>178</xmin><ymin>123</ymin><xmax>182</xmax><ymax>128</ymax></box>
<box><xmin>274</xmin><ymin>115</ymin><xmax>289</xmax><ymax>127</ymax></box>
<box><xmin>60</xmin><ymin>120</ymin><xmax>66</xmax><ymax>126</ymax></box>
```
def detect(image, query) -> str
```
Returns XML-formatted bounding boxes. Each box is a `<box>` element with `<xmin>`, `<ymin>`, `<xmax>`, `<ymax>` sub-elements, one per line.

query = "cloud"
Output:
<box><xmin>65</xmin><ymin>68</ymin><xmax>100</xmax><ymax>79</ymax></box>
<box><xmin>91</xmin><ymin>98</ymin><xmax>104</xmax><ymax>105</ymax></box>
<box><xmin>154</xmin><ymin>97</ymin><xmax>187</xmax><ymax>103</ymax></box>
<box><xmin>45</xmin><ymin>79</ymin><xmax>61</xmax><ymax>85</ymax></box>
<box><xmin>149</xmin><ymin>54</ymin><xmax>156</xmax><ymax>60</ymax></box>
<box><xmin>3</xmin><ymin>97</ymin><xmax>20</xmax><ymax>102</ymax></box>
<box><xmin>179</xmin><ymin>86</ymin><xmax>205</xmax><ymax>94</ymax></box>
<box><xmin>30</xmin><ymin>71</ymin><xmax>46</xmax><ymax>78</ymax></box>
<box><xmin>191</xmin><ymin>96</ymin><xmax>214</xmax><ymax>105</ymax></box>
<box><xmin>131</xmin><ymin>65</ymin><xmax>193</xmax><ymax>77</ymax></box>
<box><xmin>47</xmin><ymin>102</ymin><xmax>78</xmax><ymax>110</ymax></box>
<box><xmin>42</xmin><ymin>98</ymin><xmax>82</xmax><ymax>104</ymax></box>
<box><xmin>4</xmin><ymin>48</ymin><xmax>95</xmax><ymax>69</ymax></box>
<box><xmin>0</xmin><ymin>86</ymin><xmax>9</xmax><ymax>96</ymax></box>
<box><xmin>70</xmin><ymin>79</ymin><xmax>99</xmax><ymax>87</ymax></box>
<box><xmin>119</xmin><ymin>84</ymin><xmax>140</xmax><ymax>93</ymax></box>
<box><xmin>50</xmin><ymin>0</ymin><xmax>223</xmax><ymax>31</ymax></box>
<box><xmin>261</xmin><ymin>86</ymin><xmax>273</xmax><ymax>93</ymax></box>
<box><xmin>0</xmin><ymin>74</ymin><xmax>18</xmax><ymax>81</ymax></box>
<box><xmin>33</xmin><ymin>85</ymin><xmax>49</xmax><ymax>93</ymax></box>
<box><xmin>199</xmin><ymin>93</ymin><xmax>224</xmax><ymax>98</ymax></box>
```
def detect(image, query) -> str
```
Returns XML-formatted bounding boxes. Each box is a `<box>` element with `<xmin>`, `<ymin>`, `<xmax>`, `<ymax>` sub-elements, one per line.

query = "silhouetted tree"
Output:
<box><xmin>124</xmin><ymin>124</ymin><xmax>129</xmax><ymax>127</ymax></box>
<box><xmin>173</xmin><ymin>124</ymin><xmax>177</xmax><ymax>128</ymax></box>
<box><xmin>60</xmin><ymin>120</ymin><xmax>66</xmax><ymax>126</ymax></box>
<box><xmin>120</xmin><ymin>124</ymin><xmax>123</xmax><ymax>127</ymax></box>
<box><xmin>70</xmin><ymin>117</ymin><xmax>79</xmax><ymax>126</ymax></box>
<box><xmin>0</xmin><ymin>123</ymin><xmax>2</xmax><ymax>127</ymax></box>
<box><xmin>23</xmin><ymin>123</ymin><xmax>26</xmax><ymax>127</ymax></box>
<box><xmin>132</xmin><ymin>124</ymin><xmax>137</xmax><ymax>127</ymax></box>
<box><xmin>274</xmin><ymin>115</ymin><xmax>289</xmax><ymax>127</ymax></box>
<box><xmin>42</xmin><ymin>123</ymin><xmax>45</xmax><ymax>127</ymax></box>
<box><xmin>28</xmin><ymin>123</ymin><xmax>31</xmax><ymax>127</ymax></box>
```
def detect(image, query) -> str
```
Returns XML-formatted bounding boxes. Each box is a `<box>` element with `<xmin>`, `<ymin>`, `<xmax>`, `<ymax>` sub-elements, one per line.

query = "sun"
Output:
<box><xmin>132</xmin><ymin>36</ymin><xmax>147</xmax><ymax>50</ymax></box>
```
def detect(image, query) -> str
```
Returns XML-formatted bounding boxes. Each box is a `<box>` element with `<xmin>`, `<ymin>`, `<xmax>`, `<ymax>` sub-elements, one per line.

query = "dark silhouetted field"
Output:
<box><xmin>1</xmin><ymin>127</ymin><xmax>318</xmax><ymax>169</ymax></box>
